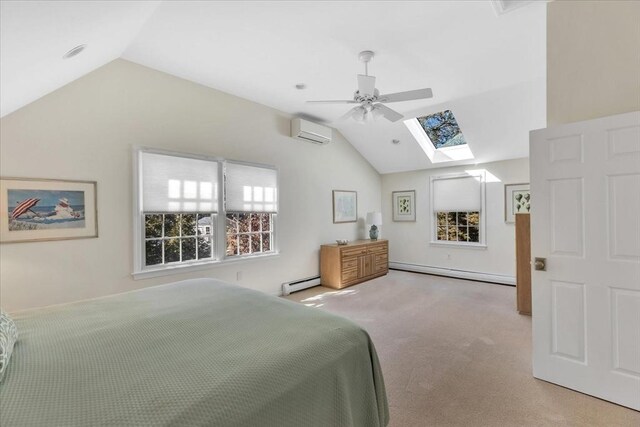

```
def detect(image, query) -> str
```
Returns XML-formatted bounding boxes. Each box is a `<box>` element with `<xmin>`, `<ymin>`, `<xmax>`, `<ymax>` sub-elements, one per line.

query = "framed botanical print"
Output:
<box><xmin>0</xmin><ymin>177</ymin><xmax>98</xmax><ymax>243</ymax></box>
<box><xmin>392</xmin><ymin>190</ymin><xmax>416</xmax><ymax>222</ymax></box>
<box><xmin>332</xmin><ymin>190</ymin><xmax>357</xmax><ymax>223</ymax></box>
<box><xmin>504</xmin><ymin>183</ymin><xmax>530</xmax><ymax>223</ymax></box>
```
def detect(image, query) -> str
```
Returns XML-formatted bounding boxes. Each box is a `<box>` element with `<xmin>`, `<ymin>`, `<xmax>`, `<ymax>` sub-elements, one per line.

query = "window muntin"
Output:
<box><xmin>144</xmin><ymin>213</ymin><xmax>215</xmax><ymax>267</ymax></box>
<box><xmin>436</xmin><ymin>211</ymin><xmax>480</xmax><ymax>243</ymax></box>
<box><xmin>226</xmin><ymin>213</ymin><xmax>274</xmax><ymax>257</ymax></box>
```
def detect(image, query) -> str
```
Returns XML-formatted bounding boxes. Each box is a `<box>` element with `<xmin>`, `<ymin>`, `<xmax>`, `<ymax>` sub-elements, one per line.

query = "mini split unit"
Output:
<box><xmin>291</xmin><ymin>118</ymin><xmax>332</xmax><ymax>145</ymax></box>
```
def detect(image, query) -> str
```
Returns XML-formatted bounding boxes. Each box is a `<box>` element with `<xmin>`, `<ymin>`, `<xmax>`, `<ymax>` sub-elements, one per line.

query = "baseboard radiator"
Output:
<box><xmin>389</xmin><ymin>262</ymin><xmax>516</xmax><ymax>286</ymax></box>
<box><xmin>281</xmin><ymin>275</ymin><xmax>321</xmax><ymax>296</ymax></box>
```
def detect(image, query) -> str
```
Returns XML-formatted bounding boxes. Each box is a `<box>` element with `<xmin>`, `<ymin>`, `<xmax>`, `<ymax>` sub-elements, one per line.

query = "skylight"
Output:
<box><xmin>404</xmin><ymin>110</ymin><xmax>474</xmax><ymax>164</ymax></box>
<box><xmin>417</xmin><ymin>110</ymin><xmax>467</xmax><ymax>150</ymax></box>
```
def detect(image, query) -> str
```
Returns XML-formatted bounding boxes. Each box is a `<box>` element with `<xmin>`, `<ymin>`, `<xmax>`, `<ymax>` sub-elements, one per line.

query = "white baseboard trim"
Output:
<box><xmin>389</xmin><ymin>262</ymin><xmax>515</xmax><ymax>286</ymax></box>
<box><xmin>281</xmin><ymin>275</ymin><xmax>321</xmax><ymax>296</ymax></box>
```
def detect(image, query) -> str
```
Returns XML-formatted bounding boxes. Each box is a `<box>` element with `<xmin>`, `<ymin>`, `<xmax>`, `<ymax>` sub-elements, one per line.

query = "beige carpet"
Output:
<box><xmin>285</xmin><ymin>270</ymin><xmax>640</xmax><ymax>427</ymax></box>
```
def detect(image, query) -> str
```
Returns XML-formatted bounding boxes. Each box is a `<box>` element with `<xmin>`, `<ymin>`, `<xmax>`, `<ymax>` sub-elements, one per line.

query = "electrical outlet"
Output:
<box><xmin>236</xmin><ymin>271</ymin><xmax>242</xmax><ymax>281</ymax></box>
<box><xmin>447</xmin><ymin>253</ymin><xmax>452</xmax><ymax>260</ymax></box>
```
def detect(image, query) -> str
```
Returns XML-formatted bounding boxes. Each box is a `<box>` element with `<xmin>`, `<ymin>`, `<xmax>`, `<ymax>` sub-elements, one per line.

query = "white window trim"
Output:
<box><xmin>429</xmin><ymin>171</ymin><xmax>487</xmax><ymax>248</ymax></box>
<box><xmin>132</xmin><ymin>147</ymin><xmax>279</xmax><ymax>279</ymax></box>
<box><xmin>132</xmin><ymin>253</ymin><xmax>281</xmax><ymax>280</ymax></box>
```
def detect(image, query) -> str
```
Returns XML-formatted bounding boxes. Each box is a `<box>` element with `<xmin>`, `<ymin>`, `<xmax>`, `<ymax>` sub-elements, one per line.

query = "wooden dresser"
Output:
<box><xmin>320</xmin><ymin>240</ymin><xmax>388</xmax><ymax>289</ymax></box>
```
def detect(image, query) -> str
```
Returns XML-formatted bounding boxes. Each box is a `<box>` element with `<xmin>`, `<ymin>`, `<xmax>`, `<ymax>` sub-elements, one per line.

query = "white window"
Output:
<box><xmin>224</xmin><ymin>162</ymin><xmax>277</xmax><ymax>257</ymax></box>
<box><xmin>144</xmin><ymin>213</ymin><xmax>215</xmax><ymax>266</ymax></box>
<box><xmin>225</xmin><ymin>213</ymin><xmax>274</xmax><ymax>256</ymax></box>
<box><xmin>430</xmin><ymin>171</ymin><xmax>486</xmax><ymax>247</ymax></box>
<box><xmin>134</xmin><ymin>149</ymin><xmax>278</xmax><ymax>277</ymax></box>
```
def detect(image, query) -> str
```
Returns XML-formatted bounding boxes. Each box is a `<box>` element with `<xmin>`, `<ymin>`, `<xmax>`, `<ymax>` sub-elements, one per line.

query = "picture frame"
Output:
<box><xmin>332</xmin><ymin>190</ymin><xmax>357</xmax><ymax>223</ymax></box>
<box><xmin>504</xmin><ymin>183</ymin><xmax>530</xmax><ymax>223</ymax></box>
<box><xmin>0</xmin><ymin>177</ymin><xmax>98</xmax><ymax>243</ymax></box>
<box><xmin>392</xmin><ymin>190</ymin><xmax>416</xmax><ymax>222</ymax></box>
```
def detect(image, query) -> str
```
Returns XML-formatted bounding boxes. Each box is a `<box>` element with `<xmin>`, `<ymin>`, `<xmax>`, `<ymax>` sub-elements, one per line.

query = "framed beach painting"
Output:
<box><xmin>392</xmin><ymin>190</ymin><xmax>416</xmax><ymax>222</ymax></box>
<box><xmin>0</xmin><ymin>177</ymin><xmax>98</xmax><ymax>243</ymax></box>
<box><xmin>504</xmin><ymin>183</ymin><xmax>530</xmax><ymax>223</ymax></box>
<box><xmin>332</xmin><ymin>190</ymin><xmax>357</xmax><ymax>223</ymax></box>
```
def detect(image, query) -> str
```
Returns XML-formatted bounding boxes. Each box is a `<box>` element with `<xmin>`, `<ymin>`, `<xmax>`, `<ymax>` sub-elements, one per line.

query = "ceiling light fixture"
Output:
<box><xmin>63</xmin><ymin>44</ymin><xmax>87</xmax><ymax>60</ymax></box>
<box><xmin>392</xmin><ymin>139</ymin><xmax>400</xmax><ymax>144</ymax></box>
<box><xmin>353</xmin><ymin>107</ymin><xmax>366</xmax><ymax>122</ymax></box>
<box><xmin>307</xmin><ymin>50</ymin><xmax>433</xmax><ymax>123</ymax></box>
<box><xmin>351</xmin><ymin>103</ymin><xmax>385</xmax><ymax>124</ymax></box>
<box><xmin>370</xmin><ymin>105</ymin><xmax>385</xmax><ymax>121</ymax></box>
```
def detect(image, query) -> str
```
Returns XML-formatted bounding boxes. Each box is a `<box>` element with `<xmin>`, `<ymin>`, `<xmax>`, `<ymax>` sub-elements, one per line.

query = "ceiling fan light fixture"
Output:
<box><xmin>306</xmin><ymin>50</ymin><xmax>433</xmax><ymax>124</ymax></box>
<box><xmin>353</xmin><ymin>107</ymin><xmax>366</xmax><ymax>122</ymax></box>
<box><xmin>365</xmin><ymin>112</ymin><xmax>374</xmax><ymax>123</ymax></box>
<box><xmin>370</xmin><ymin>105</ymin><xmax>385</xmax><ymax>121</ymax></box>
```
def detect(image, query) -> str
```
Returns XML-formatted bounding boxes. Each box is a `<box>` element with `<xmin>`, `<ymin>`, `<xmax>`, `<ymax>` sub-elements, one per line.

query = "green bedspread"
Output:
<box><xmin>0</xmin><ymin>278</ymin><xmax>388</xmax><ymax>426</ymax></box>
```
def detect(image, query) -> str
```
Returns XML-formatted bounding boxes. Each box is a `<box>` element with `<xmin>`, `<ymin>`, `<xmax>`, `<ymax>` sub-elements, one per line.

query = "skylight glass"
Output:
<box><xmin>416</xmin><ymin>110</ymin><xmax>467</xmax><ymax>150</ymax></box>
<box><xmin>404</xmin><ymin>109</ymin><xmax>474</xmax><ymax>164</ymax></box>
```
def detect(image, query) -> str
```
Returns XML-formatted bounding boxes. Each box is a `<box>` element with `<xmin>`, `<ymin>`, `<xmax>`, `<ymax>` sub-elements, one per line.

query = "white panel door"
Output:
<box><xmin>530</xmin><ymin>111</ymin><xmax>640</xmax><ymax>410</ymax></box>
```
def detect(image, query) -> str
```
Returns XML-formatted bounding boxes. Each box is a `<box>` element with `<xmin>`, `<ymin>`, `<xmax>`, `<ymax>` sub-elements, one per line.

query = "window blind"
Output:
<box><xmin>432</xmin><ymin>175</ymin><xmax>482</xmax><ymax>212</ymax></box>
<box><xmin>141</xmin><ymin>151</ymin><xmax>219</xmax><ymax>213</ymax></box>
<box><xmin>225</xmin><ymin>162</ymin><xmax>278</xmax><ymax>213</ymax></box>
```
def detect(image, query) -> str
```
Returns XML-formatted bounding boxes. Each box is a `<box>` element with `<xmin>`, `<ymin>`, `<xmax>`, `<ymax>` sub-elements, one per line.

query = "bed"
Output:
<box><xmin>0</xmin><ymin>278</ymin><xmax>388</xmax><ymax>426</ymax></box>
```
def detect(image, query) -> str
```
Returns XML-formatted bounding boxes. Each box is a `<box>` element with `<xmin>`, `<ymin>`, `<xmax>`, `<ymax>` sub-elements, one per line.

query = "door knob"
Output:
<box><xmin>534</xmin><ymin>257</ymin><xmax>546</xmax><ymax>271</ymax></box>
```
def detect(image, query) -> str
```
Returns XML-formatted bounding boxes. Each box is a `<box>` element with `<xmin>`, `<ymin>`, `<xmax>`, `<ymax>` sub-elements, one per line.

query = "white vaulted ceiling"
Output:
<box><xmin>0</xmin><ymin>1</ymin><xmax>161</xmax><ymax>119</ymax></box>
<box><xmin>0</xmin><ymin>1</ymin><xmax>546</xmax><ymax>173</ymax></box>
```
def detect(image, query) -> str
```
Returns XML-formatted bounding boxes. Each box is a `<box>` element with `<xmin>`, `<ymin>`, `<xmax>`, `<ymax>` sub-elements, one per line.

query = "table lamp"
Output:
<box><xmin>366</xmin><ymin>212</ymin><xmax>382</xmax><ymax>240</ymax></box>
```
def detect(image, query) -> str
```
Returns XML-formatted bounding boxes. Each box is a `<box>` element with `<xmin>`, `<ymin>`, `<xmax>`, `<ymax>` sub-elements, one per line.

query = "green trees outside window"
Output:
<box><xmin>226</xmin><ymin>213</ymin><xmax>273</xmax><ymax>256</ymax></box>
<box><xmin>436</xmin><ymin>211</ymin><xmax>480</xmax><ymax>243</ymax></box>
<box><xmin>144</xmin><ymin>213</ymin><xmax>214</xmax><ymax>266</ymax></box>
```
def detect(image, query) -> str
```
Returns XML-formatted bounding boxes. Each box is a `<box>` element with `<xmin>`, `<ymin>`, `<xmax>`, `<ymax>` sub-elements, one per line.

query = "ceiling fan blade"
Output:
<box><xmin>378</xmin><ymin>88</ymin><xmax>433</xmax><ymax>103</ymax></box>
<box><xmin>307</xmin><ymin>100</ymin><xmax>358</xmax><ymax>104</ymax></box>
<box><xmin>357</xmin><ymin>74</ymin><xmax>376</xmax><ymax>96</ymax></box>
<box><xmin>339</xmin><ymin>106</ymin><xmax>364</xmax><ymax>121</ymax></box>
<box><xmin>373</xmin><ymin>104</ymin><xmax>404</xmax><ymax>122</ymax></box>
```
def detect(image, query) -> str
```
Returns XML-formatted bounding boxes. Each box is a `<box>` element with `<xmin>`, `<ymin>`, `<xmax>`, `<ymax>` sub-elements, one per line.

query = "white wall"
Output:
<box><xmin>0</xmin><ymin>59</ymin><xmax>381</xmax><ymax>311</ymax></box>
<box><xmin>381</xmin><ymin>158</ymin><xmax>529</xmax><ymax>280</ymax></box>
<box><xmin>547</xmin><ymin>0</ymin><xmax>640</xmax><ymax>125</ymax></box>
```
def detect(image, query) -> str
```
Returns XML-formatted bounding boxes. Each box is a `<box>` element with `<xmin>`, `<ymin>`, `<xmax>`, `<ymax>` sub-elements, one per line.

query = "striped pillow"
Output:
<box><xmin>0</xmin><ymin>310</ymin><xmax>18</xmax><ymax>383</ymax></box>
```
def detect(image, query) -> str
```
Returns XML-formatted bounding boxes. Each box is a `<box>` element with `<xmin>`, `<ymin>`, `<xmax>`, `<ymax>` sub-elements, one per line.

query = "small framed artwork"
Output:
<box><xmin>392</xmin><ymin>190</ymin><xmax>416</xmax><ymax>222</ymax></box>
<box><xmin>504</xmin><ymin>183</ymin><xmax>530</xmax><ymax>223</ymax></box>
<box><xmin>0</xmin><ymin>177</ymin><xmax>98</xmax><ymax>243</ymax></box>
<box><xmin>332</xmin><ymin>190</ymin><xmax>357</xmax><ymax>223</ymax></box>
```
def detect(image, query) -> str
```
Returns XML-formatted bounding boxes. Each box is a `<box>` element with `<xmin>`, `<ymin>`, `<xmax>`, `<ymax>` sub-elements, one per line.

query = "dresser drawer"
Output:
<box><xmin>374</xmin><ymin>253</ymin><xmax>388</xmax><ymax>264</ymax></box>
<box><xmin>341</xmin><ymin>268</ymin><xmax>358</xmax><ymax>282</ymax></box>
<box><xmin>368</xmin><ymin>243</ymin><xmax>388</xmax><ymax>254</ymax></box>
<box><xmin>343</xmin><ymin>257</ymin><xmax>358</xmax><ymax>270</ymax></box>
<box><xmin>341</xmin><ymin>246</ymin><xmax>368</xmax><ymax>258</ymax></box>
<box><xmin>374</xmin><ymin>265</ymin><xmax>388</xmax><ymax>274</ymax></box>
<box><xmin>374</xmin><ymin>263</ymin><xmax>388</xmax><ymax>273</ymax></box>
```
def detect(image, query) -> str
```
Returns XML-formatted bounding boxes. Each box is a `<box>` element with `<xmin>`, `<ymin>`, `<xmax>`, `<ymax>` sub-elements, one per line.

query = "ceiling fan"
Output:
<box><xmin>307</xmin><ymin>51</ymin><xmax>433</xmax><ymax>123</ymax></box>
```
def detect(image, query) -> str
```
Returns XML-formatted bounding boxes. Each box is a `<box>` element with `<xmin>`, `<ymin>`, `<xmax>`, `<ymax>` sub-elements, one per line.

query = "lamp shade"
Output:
<box><xmin>366</xmin><ymin>212</ymin><xmax>382</xmax><ymax>225</ymax></box>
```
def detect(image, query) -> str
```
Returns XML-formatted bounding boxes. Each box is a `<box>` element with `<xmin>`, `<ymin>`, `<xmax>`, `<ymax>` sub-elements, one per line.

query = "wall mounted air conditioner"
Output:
<box><xmin>291</xmin><ymin>118</ymin><xmax>332</xmax><ymax>145</ymax></box>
